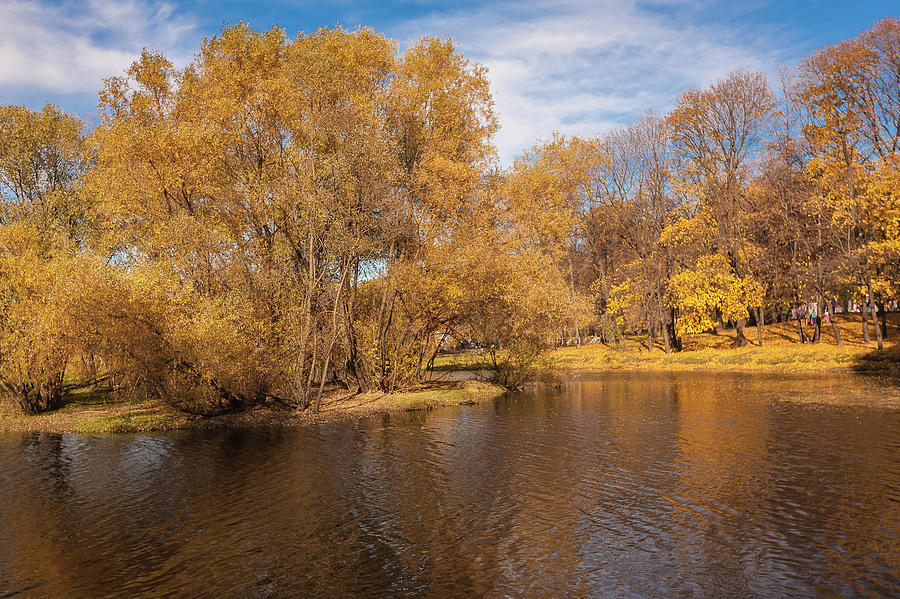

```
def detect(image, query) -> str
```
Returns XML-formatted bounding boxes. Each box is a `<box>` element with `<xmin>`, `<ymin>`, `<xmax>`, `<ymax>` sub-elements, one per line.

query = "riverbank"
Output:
<box><xmin>0</xmin><ymin>380</ymin><xmax>506</xmax><ymax>435</ymax></box>
<box><xmin>4</xmin><ymin>314</ymin><xmax>896</xmax><ymax>435</ymax></box>
<box><xmin>433</xmin><ymin>313</ymin><xmax>900</xmax><ymax>376</ymax></box>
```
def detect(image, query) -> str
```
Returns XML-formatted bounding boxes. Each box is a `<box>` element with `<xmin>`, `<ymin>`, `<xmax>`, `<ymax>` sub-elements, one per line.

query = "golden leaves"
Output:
<box><xmin>667</xmin><ymin>254</ymin><xmax>764</xmax><ymax>336</ymax></box>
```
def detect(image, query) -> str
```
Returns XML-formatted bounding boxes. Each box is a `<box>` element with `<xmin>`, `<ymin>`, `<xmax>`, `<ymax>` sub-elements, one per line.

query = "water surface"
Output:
<box><xmin>1</xmin><ymin>372</ymin><xmax>898</xmax><ymax>597</ymax></box>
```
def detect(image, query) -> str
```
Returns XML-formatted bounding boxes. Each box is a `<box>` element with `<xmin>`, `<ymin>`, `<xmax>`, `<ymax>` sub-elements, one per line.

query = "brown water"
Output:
<box><xmin>1</xmin><ymin>373</ymin><xmax>899</xmax><ymax>598</ymax></box>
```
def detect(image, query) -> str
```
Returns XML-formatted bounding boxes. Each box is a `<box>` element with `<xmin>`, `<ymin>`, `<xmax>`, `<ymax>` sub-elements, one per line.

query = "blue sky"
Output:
<box><xmin>0</xmin><ymin>0</ymin><xmax>896</xmax><ymax>162</ymax></box>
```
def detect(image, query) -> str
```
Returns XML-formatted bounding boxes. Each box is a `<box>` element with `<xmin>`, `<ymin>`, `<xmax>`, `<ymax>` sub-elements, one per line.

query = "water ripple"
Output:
<box><xmin>0</xmin><ymin>372</ymin><xmax>898</xmax><ymax>597</ymax></box>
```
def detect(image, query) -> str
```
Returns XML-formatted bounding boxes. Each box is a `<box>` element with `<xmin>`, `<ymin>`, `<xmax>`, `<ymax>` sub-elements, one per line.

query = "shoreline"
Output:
<box><xmin>4</xmin><ymin>314</ymin><xmax>899</xmax><ymax>436</ymax></box>
<box><xmin>0</xmin><ymin>380</ymin><xmax>507</xmax><ymax>436</ymax></box>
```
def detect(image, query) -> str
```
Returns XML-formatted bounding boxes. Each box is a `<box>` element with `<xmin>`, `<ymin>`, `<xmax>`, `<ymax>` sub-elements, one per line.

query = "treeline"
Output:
<box><xmin>1</xmin><ymin>20</ymin><xmax>898</xmax><ymax>415</ymax></box>
<box><xmin>569</xmin><ymin>18</ymin><xmax>900</xmax><ymax>352</ymax></box>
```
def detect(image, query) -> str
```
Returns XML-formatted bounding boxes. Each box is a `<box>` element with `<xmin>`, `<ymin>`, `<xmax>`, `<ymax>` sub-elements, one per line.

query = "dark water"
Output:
<box><xmin>1</xmin><ymin>373</ymin><xmax>899</xmax><ymax>598</ymax></box>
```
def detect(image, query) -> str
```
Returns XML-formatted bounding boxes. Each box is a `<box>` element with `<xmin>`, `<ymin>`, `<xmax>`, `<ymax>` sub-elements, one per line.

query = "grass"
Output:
<box><xmin>0</xmin><ymin>391</ymin><xmax>195</xmax><ymax>435</ymax></box>
<box><xmin>391</xmin><ymin>381</ymin><xmax>499</xmax><ymax>411</ymax></box>
<box><xmin>432</xmin><ymin>313</ymin><xmax>900</xmax><ymax>376</ymax></box>
<box><xmin>72</xmin><ymin>409</ymin><xmax>188</xmax><ymax>434</ymax></box>
<box><xmin>0</xmin><ymin>380</ymin><xmax>506</xmax><ymax>435</ymax></box>
<box><xmin>558</xmin><ymin>312</ymin><xmax>900</xmax><ymax>374</ymax></box>
<box><xmin>0</xmin><ymin>396</ymin><xmax>190</xmax><ymax>435</ymax></box>
<box><xmin>429</xmin><ymin>353</ymin><xmax>492</xmax><ymax>372</ymax></box>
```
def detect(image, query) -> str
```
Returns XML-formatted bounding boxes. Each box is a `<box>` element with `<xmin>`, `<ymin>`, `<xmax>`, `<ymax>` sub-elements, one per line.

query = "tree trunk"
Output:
<box><xmin>569</xmin><ymin>257</ymin><xmax>581</xmax><ymax>348</ymax></box>
<box><xmin>12</xmin><ymin>382</ymin><xmax>65</xmax><ymax>415</ymax></box>
<box><xmin>826</xmin><ymin>300</ymin><xmax>842</xmax><ymax>346</ymax></box>
<box><xmin>313</xmin><ymin>349</ymin><xmax>332</xmax><ymax>413</ymax></box>
<box><xmin>716</xmin><ymin>311</ymin><xmax>725</xmax><ymax>334</ymax></box>
<box><xmin>755</xmin><ymin>306</ymin><xmax>764</xmax><ymax>347</ymax></box>
<box><xmin>733</xmin><ymin>319</ymin><xmax>748</xmax><ymax>347</ymax></box>
<box><xmin>865</xmin><ymin>275</ymin><xmax>883</xmax><ymax>350</ymax></box>
<box><xmin>342</xmin><ymin>315</ymin><xmax>369</xmax><ymax>393</ymax></box>
<box><xmin>871</xmin><ymin>298</ymin><xmax>884</xmax><ymax>350</ymax></box>
<box><xmin>861</xmin><ymin>301</ymin><xmax>870</xmax><ymax>345</ymax></box>
<box><xmin>797</xmin><ymin>313</ymin><xmax>807</xmax><ymax>344</ymax></box>
<box><xmin>661</xmin><ymin>320</ymin><xmax>671</xmax><ymax>353</ymax></box>
<box><xmin>879</xmin><ymin>302</ymin><xmax>888</xmax><ymax>339</ymax></box>
<box><xmin>667</xmin><ymin>308</ymin><xmax>682</xmax><ymax>352</ymax></box>
<box><xmin>83</xmin><ymin>353</ymin><xmax>99</xmax><ymax>392</ymax></box>
<box><xmin>872</xmin><ymin>302</ymin><xmax>884</xmax><ymax>349</ymax></box>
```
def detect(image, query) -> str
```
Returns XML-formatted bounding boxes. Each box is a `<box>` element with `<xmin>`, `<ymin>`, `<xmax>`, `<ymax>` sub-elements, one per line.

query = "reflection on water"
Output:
<box><xmin>0</xmin><ymin>373</ymin><xmax>898</xmax><ymax>597</ymax></box>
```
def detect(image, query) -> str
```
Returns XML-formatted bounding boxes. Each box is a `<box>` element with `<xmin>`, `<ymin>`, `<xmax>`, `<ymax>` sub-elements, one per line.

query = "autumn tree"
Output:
<box><xmin>667</xmin><ymin>70</ymin><xmax>775</xmax><ymax>346</ymax></box>
<box><xmin>6</xmin><ymin>18</ymin><xmax>900</xmax><ymax>416</ymax></box>
<box><xmin>594</xmin><ymin>114</ymin><xmax>681</xmax><ymax>351</ymax></box>
<box><xmin>357</xmin><ymin>35</ymin><xmax>498</xmax><ymax>393</ymax></box>
<box><xmin>503</xmin><ymin>133</ymin><xmax>601</xmax><ymax>347</ymax></box>
<box><xmin>799</xmin><ymin>17</ymin><xmax>900</xmax><ymax>350</ymax></box>
<box><xmin>0</xmin><ymin>104</ymin><xmax>89</xmax><ymax>413</ymax></box>
<box><xmin>80</xmin><ymin>24</ymin><xmax>503</xmax><ymax>410</ymax></box>
<box><xmin>747</xmin><ymin>70</ymin><xmax>845</xmax><ymax>345</ymax></box>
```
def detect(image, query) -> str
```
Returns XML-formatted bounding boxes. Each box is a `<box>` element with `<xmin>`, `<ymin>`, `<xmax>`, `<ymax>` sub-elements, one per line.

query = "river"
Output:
<box><xmin>1</xmin><ymin>372</ymin><xmax>898</xmax><ymax>597</ymax></box>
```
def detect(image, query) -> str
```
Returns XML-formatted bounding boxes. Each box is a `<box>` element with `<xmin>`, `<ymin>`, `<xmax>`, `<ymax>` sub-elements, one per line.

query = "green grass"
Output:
<box><xmin>72</xmin><ymin>410</ymin><xmax>187</xmax><ymax>434</ymax></box>
<box><xmin>428</xmin><ymin>353</ymin><xmax>492</xmax><ymax>372</ymax></box>
<box><xmin>65</xmin><ymin>388</ymin><xmax>118</xmax><ymax>407</ymax></box>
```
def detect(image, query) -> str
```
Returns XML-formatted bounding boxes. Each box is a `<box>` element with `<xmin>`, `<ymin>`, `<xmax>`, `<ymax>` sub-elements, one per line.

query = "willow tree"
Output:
<box><xmin>0</xmin><ymin>104</ymin><xmax>89</xmax><ymax>413</ymax></box>
<box><xmin>82</xmin><ymin>24</ymin><xmax>499</xmax><ymax>410</ymax></box>
<box><xmin>503</xmin><ymin>134</ymin><xmax>600</xmax><ymax>348</ymax></box>
<box><xmin>358</xmin><ymin>35</ymin><xmax>497</xmax><ymax>393</ymax></box>
<box><xmin>0</xmin><ymin>104</ymin><xmax>88</xmax><ymax>241</ymax></box>
<box><xmin>455</xmin><ymin>173</ymin><xmax>588</xmax><ymax>388</ymax></box>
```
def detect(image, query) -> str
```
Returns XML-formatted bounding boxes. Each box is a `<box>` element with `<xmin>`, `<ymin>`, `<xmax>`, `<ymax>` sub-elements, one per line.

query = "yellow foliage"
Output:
<box><xmin>668</xmin><ymin>254</ymin><xmax>764</xmax><ymax>336</ymax></box>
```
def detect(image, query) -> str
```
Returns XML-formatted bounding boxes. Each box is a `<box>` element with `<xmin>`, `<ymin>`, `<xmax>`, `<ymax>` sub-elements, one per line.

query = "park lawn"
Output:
<box><xmin>433</xmin><ymin>313</ymin><xmax>900</xmax><ymax>375</ymax></box>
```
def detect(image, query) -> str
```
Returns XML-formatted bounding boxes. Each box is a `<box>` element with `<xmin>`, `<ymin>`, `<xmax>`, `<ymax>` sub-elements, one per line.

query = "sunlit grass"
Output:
<box><xmin>72</xmin><ymin>410</ymin><xmax>187</xmax><ymax>434</ymax></box>
<box><xmin>552</xmin><ymin>313</ymin><xmax>899</xmax><ymax>374</ymax></box>
<box><xmin>0</xmin><ymin>396</ymin><xmax>192</xmax><ymax>435</ymax></box>
<box><xmin>388</xmin><ymin>380</ymin><xmax>503</xmax><ymax>411</ymax></box>
<box><xmin>431</xmin><ymin>314</ymin><xmax>900</xmax><ymax>375</ymax></box>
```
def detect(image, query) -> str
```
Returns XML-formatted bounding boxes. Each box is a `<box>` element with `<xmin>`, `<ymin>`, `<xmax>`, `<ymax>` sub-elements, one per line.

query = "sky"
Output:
<box><xmin>0</xmin><ymin>0</ymin><xmax>896</xmax><ymax>163</ymax></box>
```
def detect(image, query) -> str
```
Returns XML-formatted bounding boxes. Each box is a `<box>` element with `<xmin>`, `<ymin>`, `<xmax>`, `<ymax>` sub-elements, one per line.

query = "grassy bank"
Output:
<box><xmin>0</xmin><ymin>380</ymin><xmax>505</xmax><ymax>435</ymax></box>
<box><xmin>433</xmin><ymin>313</ymin><xmax>900</xmax><ymax>375</ymax></box>
<box><xmin>4</xmin><ymin>313</ymin><xmax>896</xmax><ymax>435</ymax></box>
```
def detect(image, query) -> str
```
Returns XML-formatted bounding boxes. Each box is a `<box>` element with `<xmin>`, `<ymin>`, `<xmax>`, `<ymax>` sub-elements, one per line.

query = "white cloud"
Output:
<box><xmin>0</xmin><ymin>0</ymin><xmax>798</xmax><ymax>162</ymax></box>
<box><xmin>394</xmin><ymin>0</ymin><xmax>791</xmax><ymax>163</ymax></box>
<box><xmin>0</xmin><ymin>0</ymin><xmax>197</xmax><ymax>95</ymax></box>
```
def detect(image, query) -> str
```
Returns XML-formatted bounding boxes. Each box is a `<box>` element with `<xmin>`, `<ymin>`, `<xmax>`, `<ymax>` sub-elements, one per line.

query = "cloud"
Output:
<box><xmin>393</xmin><ymin>0</ymin><xmax>792</xmax><ymax>163</ymax></box>
<box><xmin>0</xmin><ymin>0</ymin><xmax>197</xmax><ymax>96</ymax></box>
<box><xmin>0</xmin><ymin>0</ymin><xmax>801</xmax><ymax>161</ymax></box>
